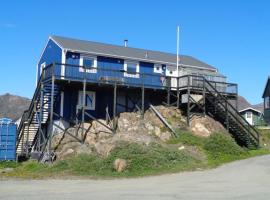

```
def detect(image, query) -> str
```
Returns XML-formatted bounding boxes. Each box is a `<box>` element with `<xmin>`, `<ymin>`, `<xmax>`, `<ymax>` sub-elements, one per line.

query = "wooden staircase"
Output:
<box><xmin>203</xmin><ymin>79</ymin><xmax>260</xmax><ymax>148</ymax></box>
<box><xmin>16</xmin><ymin>80</ymin><xmax>60</xmax><ymax>157</ymax></box>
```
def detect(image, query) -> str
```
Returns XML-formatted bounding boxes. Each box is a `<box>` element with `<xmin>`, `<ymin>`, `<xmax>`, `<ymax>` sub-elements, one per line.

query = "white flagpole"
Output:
<box><xmin>176</xmin><ymin>26</ymin><xmax>180</xmax><ymax>76</ymax></box>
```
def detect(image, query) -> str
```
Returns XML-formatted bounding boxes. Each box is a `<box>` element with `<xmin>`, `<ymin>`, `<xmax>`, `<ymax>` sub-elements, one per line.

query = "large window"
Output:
<box><xmin>265</xmin><ymin>96</ymin><xmax>270</xmax><ymax>109</ymax></box>
<box><xmin>79</xmin><ymin>56</ymin><xmax>97</xmax><ymax>73</ymax></box>
<box><xmin>124</xmin><ymin>61</ymin><xmax>139</xmax><ymax>78</ymax></box>
<box><xmin>77</xmin><ymin>91</ymin><xmax>96</xmax><ymax>110</ymax></box>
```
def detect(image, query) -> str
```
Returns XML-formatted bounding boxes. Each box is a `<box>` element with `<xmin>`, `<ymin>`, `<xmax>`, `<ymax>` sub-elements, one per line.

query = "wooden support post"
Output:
<box><xmin>226</xmin><ymin>98</ymin><xmax>229</xmax><ymax>131</ymax></box>
<box><xmin>167</xmin><ymin>77</ymin><xmax>170</xmax><ymax>106</ymax></box>
<box><xmin>141</xmin><ymin>86</ymin><xmax>145</xmax><ymax>119</ymax></box>
<box><xmin>26</xmin><ymin>121</ymin><xmax>30</xmax><ymax>156</ymax></box>
<box><xmin>113</xmin><ymin>82</ymin><xmax>117</xmax><ymax>132</ymax></box>
<box><xmin>187</xmin><ymin>76</ymin><xmax>191</xmax><ymax>127</ymax></box>
<box><xmin>236</xmin><ymin>85</ymin><xmax>238</xmax><ymax>112</ymax></box>
<box><xmin>177</xmin><ymin>77</ymin><xmax>180</xmax><ymax>108</ymax></box>
<box><xmin>82</xmin><ymin>68</ymin><xmax>86</xmax><ymax>138</ymax></box>
<box><xmin>203</xmin><ymin>78</ymin><xmax>206</xmax><ymax>116</ymax></box>
<box><xmin>48</xmin><ymin>65</ymin><xmax>55</xmax><ymax>162</ymax></box>
<box><xmin>21</xmin><ymin>125</ymin><xmax>25</xmax><ymax>155</ymax></box>
<box><xmin>38</xmin><ymin>82</ymin><xmax>44</xmax><ymax>152</ymax></box>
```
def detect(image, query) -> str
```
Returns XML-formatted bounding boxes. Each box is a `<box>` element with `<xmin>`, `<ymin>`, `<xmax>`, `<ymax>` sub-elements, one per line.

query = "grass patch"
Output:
<box><xmin>2</xmin><ymin>132</ymin><xmax>270</xmax><ymax>179</ymax></box>
<box><xmin>2</xmin><ymin>142</ymin><xmax>202</xmax><ymax>178</ymax></box>
<box><xmin>0</xmin><ymin>161</ymin><xmax>19</xmax><ymax>169</ymax></box>
<box><xmin>168</xmin><ymin>131</ymin><xmax>207</xmax><ymax>147</ymax></box>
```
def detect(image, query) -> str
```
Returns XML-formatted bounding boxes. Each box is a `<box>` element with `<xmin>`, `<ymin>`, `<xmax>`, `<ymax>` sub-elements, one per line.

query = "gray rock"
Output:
<box><xmin>113</xmin><ymin>158</ymin><xmax>127</xmax><ymax>172</ymax></box>
<box><xmin>0</xmin><ymin>168</ymin><xmax>14</xmax><ymax>174</ymax></box>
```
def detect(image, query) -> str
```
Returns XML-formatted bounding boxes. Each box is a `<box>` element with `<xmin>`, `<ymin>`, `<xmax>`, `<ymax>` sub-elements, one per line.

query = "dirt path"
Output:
<box><xmin>1</xmin><ymin>155</ymin><xmax>270</xmax><ymax>200</ymax></box>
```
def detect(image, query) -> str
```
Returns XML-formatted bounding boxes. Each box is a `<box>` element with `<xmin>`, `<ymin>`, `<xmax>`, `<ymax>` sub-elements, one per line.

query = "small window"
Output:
<box><xmin>124</xmin><ymin>61</ymin><xmax>139</xmax><ymax>78</ymax></box>
<box><xmin>265</xmin><ymin>96</ymin><xmax>270</xmax><ymax>109</ymax></box>
<box><xmin>154</xmin><ymin>64</ymin><xmax>163</xmax><ymax>73</ymax></box>
<box><xmin>246</xmin><ymin>112</ymin><xmax>252</xmax><ymax>119</ymax></box>
<box><xmin>79</xmin><ymin>56</ymin><xmax>97</xmax><ymax>73</ymax></box>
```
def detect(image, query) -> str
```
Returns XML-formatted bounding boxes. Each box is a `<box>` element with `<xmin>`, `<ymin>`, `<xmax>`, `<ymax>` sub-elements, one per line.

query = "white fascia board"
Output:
<box><xmin>239</xmin><ymin>107</ymin><xmax>262</xmax><ymax>114</ymax></box>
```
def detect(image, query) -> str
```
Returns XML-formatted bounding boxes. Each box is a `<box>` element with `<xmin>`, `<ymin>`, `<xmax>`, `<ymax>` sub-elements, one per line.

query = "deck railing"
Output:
<box><xmin>42</xmin><ymin>63</ymin><xmax>237</xmax><ymax>95</ymax></box>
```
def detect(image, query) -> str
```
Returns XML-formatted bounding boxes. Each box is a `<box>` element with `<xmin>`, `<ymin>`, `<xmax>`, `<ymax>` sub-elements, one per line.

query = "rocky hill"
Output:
<box><xmin>0</xmin><ymin>93</ymin><xmax>30</xmax><ymax>120</ymax></box>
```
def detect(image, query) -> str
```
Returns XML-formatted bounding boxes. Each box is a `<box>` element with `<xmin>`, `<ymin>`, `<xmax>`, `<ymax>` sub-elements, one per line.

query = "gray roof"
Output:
<box><xmin>50</xmin><ymin>35</ymin><xmax>217</xmax><ymax>71</ymax></box>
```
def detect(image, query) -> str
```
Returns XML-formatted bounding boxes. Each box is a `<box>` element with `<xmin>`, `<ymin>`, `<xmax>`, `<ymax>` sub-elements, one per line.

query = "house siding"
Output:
<box><xmin>38</xmin><ymin>39</ymin><xmax>62</xmax><ymax>79</ymax></box>
<box><xmin>63</xmin><ymin>52</ymin><xmax>165</xmax><ymax>88</ymax></box>
<box><xmin>265</xmin><ymin>109</ymin><xmax>270</xmax><ymax>125</ymax></box>
<box><xmin>240</xmin><ymin>110</ymin><xmax>264</xmax><ymax>126</ymax></box>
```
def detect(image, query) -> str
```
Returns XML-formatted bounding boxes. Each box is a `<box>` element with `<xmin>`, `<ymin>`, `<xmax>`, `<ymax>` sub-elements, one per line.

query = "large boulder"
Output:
<box><xmin>113</xmin><ymin>158</ymin><xmax>128</xmax><ymax>172</ymax></box>
<box><xmin>190</xmin><ymin>115</ymin><xmax>227</xmax><ymax>137</ymax></box>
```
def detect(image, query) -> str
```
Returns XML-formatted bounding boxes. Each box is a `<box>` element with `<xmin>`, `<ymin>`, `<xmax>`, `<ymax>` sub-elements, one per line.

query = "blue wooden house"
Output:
<box><xmin>16</xmin><ymin>36</ymin><xmax>260</xmax><ymax>161</ymax></box>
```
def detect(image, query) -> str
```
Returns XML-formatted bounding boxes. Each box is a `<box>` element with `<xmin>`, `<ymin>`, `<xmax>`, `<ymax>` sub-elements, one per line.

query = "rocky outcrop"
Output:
<box><xmin>51</xmin><ymin>106</ymin><xmax>228</xmax><ymax>160</ymax></box>
<box><xmin>190</xmin><ymin>115</ymin><xmax>228</xmax><ymax>137</ymax></box>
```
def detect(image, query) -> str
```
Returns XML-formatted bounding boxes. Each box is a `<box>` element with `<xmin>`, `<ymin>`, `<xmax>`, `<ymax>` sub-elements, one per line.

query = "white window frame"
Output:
<box><xmin>79</xmin><ymin>56</ymin><xmax>97</xmax><ymax>73</ymax></box>
<box><xmin>246</xmin><ymin>111</ymin><xmax>252</xmax><ymax>119</ymax></box>
<box><xmin>265</xmin><ymin>96</ymin><xmax>270</xmax><ymax>109</ymax></box>
<box><xmin>166</xmin><ymin>65</ymin><xmax>177</xmax><ymax>76</ymax></box>
<box><xmin>154</xmin><ymin>64</ymin><xmax>163</xmax><ymax>73</ymax></box>
<box><xmin>124</xmin><ymin>61</ymin><xmax>140</xmax><ymax>78</ymax></box>
<box><xmin>77</xmin><ymin>91</ymin><xmax>96</xmax><ymax>110</ymax></box>
<box><xmin>40</xmin><ymin>62</ymin><xmax>46</xmax><ymax>75</ymax></box>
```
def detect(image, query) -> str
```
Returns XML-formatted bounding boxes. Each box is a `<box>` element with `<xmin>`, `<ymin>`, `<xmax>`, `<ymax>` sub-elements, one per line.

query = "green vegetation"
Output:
<box><xmin>1</xmin><ymin>131</ymin><xmax>270</xmax><ymax>179</ymax></box>
<box><xmin>0</xmin><ymin>142</ymin><xmax>201</xmax><ymax>178</ymax></box>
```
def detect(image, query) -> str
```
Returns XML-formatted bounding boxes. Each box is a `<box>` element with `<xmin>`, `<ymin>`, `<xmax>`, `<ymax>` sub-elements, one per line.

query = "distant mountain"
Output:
<box><xmin>253</xmin><ymin>103</ymin><xmax>264</xmax><ymax>113</ymax></box>
<box><xmin>0</xmin><ymin>93</ymin><xmax>30</xmax><ymax>120</ymax></box>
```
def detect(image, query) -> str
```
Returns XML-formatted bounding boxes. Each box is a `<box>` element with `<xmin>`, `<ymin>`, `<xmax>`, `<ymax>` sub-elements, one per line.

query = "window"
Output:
<box><xmin>265</xmin><ymin>96</ymin><xmax>270</xmax><ymax>109</ymax></box>
<box><xmin>246</xmin><ymin>112</ymin><xmax>252</xmax><ymax>119</ymax></box>
<box><xmin>77</xmin><ymin>91</ymin><xmax>96</xmax><ymax>110</ymax></box>
<box><xmin>166</xmin><ymin>66</ymin><xmax>176</xmax><ymax>76</ymax></box>
<box><xmin>79</xmin><ymin>56</ymin><xmax>97</xmax><ymax>73</ymax></box>
<box><xmin>40</xmin><ymin>62</ymin><xmax>46</xmax><ymax>75</ymax></box>
<box><xmin>154</xmin><ymin>64</ymin><xmax>163</xmax><ymax>73</ymax></box>
<box><xmin>124</xmin><ymin>61</ymin><xmax>139</xmax><ymax>78</ymax></box>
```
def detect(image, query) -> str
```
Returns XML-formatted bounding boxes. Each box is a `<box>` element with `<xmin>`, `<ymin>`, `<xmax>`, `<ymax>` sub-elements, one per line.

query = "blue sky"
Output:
<box><xmin>0</xmin><ymin>0</ymin><xmax>269</xmax><ymax>104</ymax></box>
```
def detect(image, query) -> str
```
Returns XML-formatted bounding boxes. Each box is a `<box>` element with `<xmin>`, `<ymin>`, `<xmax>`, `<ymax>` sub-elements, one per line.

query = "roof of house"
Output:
<box><xmin>239</xmin><ymin>107</ymin><xmax>263</xmax><ymax>114</ymax></box>
<box><xmin>262</xmin><ymin>76</ymin><xmax>270</xmax><ymax>98</ymax></box>
<box><xmin>50</xmin><ymin>35</ymin><xmax>217</xmax><ymax>71</ymax></box>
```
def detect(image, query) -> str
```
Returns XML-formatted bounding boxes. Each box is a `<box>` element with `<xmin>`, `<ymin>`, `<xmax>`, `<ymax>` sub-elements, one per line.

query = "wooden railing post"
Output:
<box><xmin>187</xmin><ymin>76</ymin><xmax>190</xmax><ymax>127</ymax></box>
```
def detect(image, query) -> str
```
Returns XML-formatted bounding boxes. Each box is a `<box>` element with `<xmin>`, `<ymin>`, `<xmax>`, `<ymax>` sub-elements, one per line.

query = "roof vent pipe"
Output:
<box><xmin>124</xmin><ymin>39</ymin><xmax>128</xmax><ymax>47</ymax></box>
<box><xmin>145</xmin><ymin>51</ymin><xmax>148</xmax><ymax>58</ymax></box>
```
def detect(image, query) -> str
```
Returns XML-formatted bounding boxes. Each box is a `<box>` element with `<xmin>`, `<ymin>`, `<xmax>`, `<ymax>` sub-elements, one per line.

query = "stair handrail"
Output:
<box><xmin>202</xmin><ymin>76</ymin><xmax>260</xmax><ymax>144</ymax></box>
<box><xmin>17</xmin><ymin>64</ymin><xmax>54</xmax><ymax>150</ymax></box>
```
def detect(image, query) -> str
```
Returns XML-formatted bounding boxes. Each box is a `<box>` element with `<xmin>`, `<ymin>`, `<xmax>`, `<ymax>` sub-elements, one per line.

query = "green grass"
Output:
<box><xmin>1</xmin><ymin>142</ymin><xmax>202</xmax><ymax>178</ymax></box>
<box><xmin>2</xmin><ymin>132</ymin><xmax>270</xmax><ymax>179</ymax></box>
<box><xmin>168</xmin><ymin>131</ymin><xmax>270</xmax><ymax>167</ymax></box>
